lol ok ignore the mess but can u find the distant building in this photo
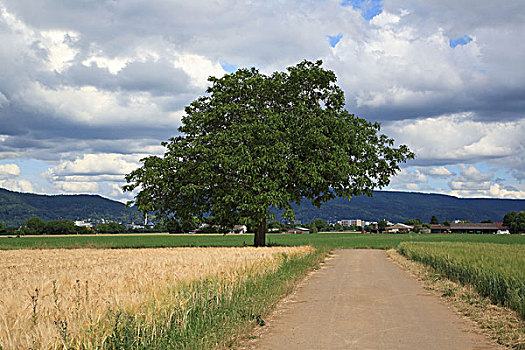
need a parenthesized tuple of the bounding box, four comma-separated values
(128, 222, 145, 229)
(230, 225, 248, 234)
(384, 223, 413, 233)
(337, 219, 363, 227)
(74, 220, 92, 228)
(431, 223, 508, 234)
(287, 227, 310, 234)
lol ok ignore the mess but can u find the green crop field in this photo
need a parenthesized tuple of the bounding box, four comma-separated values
(2, 232, 524, 347)
(1, 232, 524, 250)
(398, 241, 525, 317)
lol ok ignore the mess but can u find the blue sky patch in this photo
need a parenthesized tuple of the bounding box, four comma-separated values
(220, 59, 237, 73)
(0, 158, 51, 190)
(327, 33, 343, 48)
(341, 0, 383, 20)
(449, 35, 473, 48)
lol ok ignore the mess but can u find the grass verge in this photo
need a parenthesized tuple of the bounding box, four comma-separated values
(100, 247, 329, 349)
(388, 249, 525, 349)
(397, 242, 525, 318)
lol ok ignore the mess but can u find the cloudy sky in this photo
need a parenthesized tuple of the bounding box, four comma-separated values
(0, 0, 524, 202)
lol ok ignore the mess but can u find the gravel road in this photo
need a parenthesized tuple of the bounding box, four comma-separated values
(248, 249, 497, 350)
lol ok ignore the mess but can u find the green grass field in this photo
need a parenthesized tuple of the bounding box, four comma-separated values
(1, 232, 524, 250)
(398, 241, 525, 318)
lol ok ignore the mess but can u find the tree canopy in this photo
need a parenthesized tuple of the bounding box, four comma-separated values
(95, 222, 126, 234)
(124, 60, 414, 246)
(503, 211, 525, 233)
(404, 218, 422, 226)
(25, 217, 46, 235)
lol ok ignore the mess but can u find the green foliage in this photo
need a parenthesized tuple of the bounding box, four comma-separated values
(377, 220, 388, 231)
(442, 220, 451, 226)
(503, 211, 517, 227)
(25, 217, 46, 235)
(404, 218, 421, 226)
(18, 217, 93, 235)
(124, 60, 413, 246)
(311, 218, 329, 232)
(44, 220, 78, 235)
(96, 222, 127, 234)
(503, 211, 525, 233)
(166, 219, 182, 234)
(152, 223, 167, 232)
(398, 242, 525, 318)
(430, 216, 439, 224)
(267, 221, 288, 232)
(0, 221, 7, 234)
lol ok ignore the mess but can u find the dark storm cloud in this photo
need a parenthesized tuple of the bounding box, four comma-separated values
(64, 59, 194, 96)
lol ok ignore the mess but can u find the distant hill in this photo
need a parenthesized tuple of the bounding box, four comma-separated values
(0, 188, 142, 227)
(288, 191, 525, 224)
(1, 188, 524, 227)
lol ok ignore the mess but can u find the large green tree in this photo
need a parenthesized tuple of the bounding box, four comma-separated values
(25, 217, 46, 235)
(44, 220, 78, 235)
(124, 60, 414, 246)
(503, 211, 525, 233)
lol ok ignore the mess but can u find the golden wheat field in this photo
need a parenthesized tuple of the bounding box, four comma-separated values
(0, 246, 311, 349)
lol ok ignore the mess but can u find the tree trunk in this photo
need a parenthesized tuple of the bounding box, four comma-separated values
(254, 218, 266, 247)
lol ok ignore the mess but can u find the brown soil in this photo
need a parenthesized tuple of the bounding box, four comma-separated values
(242, 249, 500, 350)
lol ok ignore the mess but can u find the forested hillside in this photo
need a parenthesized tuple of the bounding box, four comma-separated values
(0, 188, 142, 227)
(1, 188, 524, 227)
(286, 191, 525, 223)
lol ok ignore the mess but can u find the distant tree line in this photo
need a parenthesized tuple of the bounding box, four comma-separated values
(23, 218, 92, 235)
(267, 219, 362, 233)
(0, 217, 167, 235)
(2, 211, 523, 235)
(503, 211, 525, 234)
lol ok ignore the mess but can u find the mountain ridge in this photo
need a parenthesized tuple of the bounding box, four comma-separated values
(1, 187, 524, 227)
(284, 190, 525, 223)
(0, 188, 142, 227)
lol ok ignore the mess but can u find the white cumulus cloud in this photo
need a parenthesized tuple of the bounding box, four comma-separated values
(48, 153, 142, 178)
(0, 163, 20, 177)
(0, 163, 34, 193)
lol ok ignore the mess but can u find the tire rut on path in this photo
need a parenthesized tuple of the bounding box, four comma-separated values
(246, 249, 498, 350)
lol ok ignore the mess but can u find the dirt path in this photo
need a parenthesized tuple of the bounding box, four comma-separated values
(246, 249, 498, 350)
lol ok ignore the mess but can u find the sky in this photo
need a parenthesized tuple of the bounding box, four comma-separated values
(0, 0, 524, 202)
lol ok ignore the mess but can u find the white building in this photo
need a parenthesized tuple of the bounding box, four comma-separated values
(230, 225, 248, 234)
(74, 220, 92, 228)
(336, 219, 363, 227)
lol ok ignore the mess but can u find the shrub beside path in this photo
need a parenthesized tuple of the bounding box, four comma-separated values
(246, 249, 498, 350)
